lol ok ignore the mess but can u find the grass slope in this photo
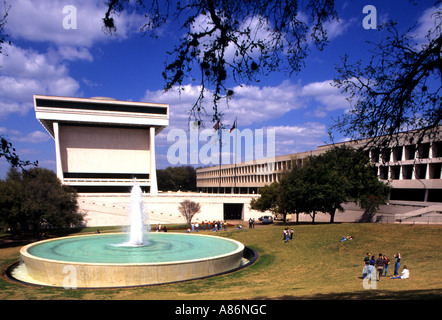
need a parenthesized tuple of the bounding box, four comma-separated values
(1, 223, 441, 300)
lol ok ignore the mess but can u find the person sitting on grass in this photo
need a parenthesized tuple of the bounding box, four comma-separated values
(391, 265, 409, 279)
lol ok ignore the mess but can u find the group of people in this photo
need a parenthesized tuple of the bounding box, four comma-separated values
(154, 224, 167, 232)
(283, 228, 294, 243)
(185, 220, 228, 233)
(362, 252, 408, 280)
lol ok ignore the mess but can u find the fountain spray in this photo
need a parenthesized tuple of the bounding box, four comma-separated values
(128, 183, 148, 245)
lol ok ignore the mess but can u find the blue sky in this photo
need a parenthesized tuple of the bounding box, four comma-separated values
(0, 0, 440, 177)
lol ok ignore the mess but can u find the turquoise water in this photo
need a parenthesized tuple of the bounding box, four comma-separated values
(26, 233, 240, 264)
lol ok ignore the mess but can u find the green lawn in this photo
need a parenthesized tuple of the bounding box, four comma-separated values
(1, 223, 441, 300)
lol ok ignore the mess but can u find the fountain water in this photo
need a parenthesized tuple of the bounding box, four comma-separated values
(127, 183, 148, 246)
(12, 183, 251, 288)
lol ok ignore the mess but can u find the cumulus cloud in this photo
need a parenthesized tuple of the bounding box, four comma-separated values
(56, 46, 94, 62)
(0, 0, 146, 118)
(413, 4, 442, 46)
(227, 81, 305, 125)
(143, 80, 337, 167)
(300, 79, 350, 117)
(266, 122, 328, 155)
(143, 80, 305, 130)
(0, 127, 50, 143)
(0, 45, 80, 117)
(321, 17, 353, 41)
(5, 0, 144, 48)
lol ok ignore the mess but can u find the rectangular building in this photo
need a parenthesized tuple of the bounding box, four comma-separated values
(196, 126, 442, 203)
(34, 95, 169, 193)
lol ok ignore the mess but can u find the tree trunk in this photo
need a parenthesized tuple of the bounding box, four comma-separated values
(329, 208, 336, 223)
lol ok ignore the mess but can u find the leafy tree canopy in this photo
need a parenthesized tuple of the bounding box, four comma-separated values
(0, 167, 84, 238)
(250, 181, 285, 219)
(157, 165, 197, 191)
(278, 146, 391, 223)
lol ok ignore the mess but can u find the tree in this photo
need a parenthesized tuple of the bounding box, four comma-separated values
(0, 167, 84, 238)
(103, 0, 338, 125)
(279, 161, 306, 224)
(281, 146, 391, 223)
(178, 199, 201, 226)
(0, 168, 23, 232)
(279, 158, 318, 223)
(312, 146, 391, 223)
(250, 182, 286, 221)
(332, 4, 441, 148)
(288, 155, 337, 223)
(1, 136, 38, 168)
(157, 165, 197, 191)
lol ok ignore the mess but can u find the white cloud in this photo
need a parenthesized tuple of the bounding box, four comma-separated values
(266, 123, 328, 155)
(142, 79, 346, 144)
(0, 45, 80, 117)
(301, 80, 347, 109)
(190, 14, 276, 64)
(322, 18, 353, 40)
(143, 80, 305, 131)
(300, 80, 350, 117)
(3, 0, 145, 70)
(0, 127, 50, 143)
(18, 131, 51, 143)
(56, 46, 94, 62)
(143, 81, 334, 167)
(413, 4, 442, 46)
(227, 81, 304, 125)
(5, 0, 144, 48)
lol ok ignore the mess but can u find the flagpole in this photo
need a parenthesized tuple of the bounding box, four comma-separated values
(219, 122, 222, 193)
(234, 117, 238, 193)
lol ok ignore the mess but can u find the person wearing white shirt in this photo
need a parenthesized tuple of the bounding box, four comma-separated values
(391, 265, 409, 279)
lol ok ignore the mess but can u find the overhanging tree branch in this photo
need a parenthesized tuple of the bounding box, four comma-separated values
(102, 0, 338, 126)
(332, 8, 441, 148)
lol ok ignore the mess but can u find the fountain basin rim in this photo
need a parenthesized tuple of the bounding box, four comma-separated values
(20, 232, 245, 266)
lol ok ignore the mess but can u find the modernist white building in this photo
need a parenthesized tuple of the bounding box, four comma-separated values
(197, 126, 442, 203)
(33, 95, 265, 226)
(34, 95, 169, 194)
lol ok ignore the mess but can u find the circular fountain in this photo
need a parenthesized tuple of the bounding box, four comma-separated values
(10, 184, 251, 288)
